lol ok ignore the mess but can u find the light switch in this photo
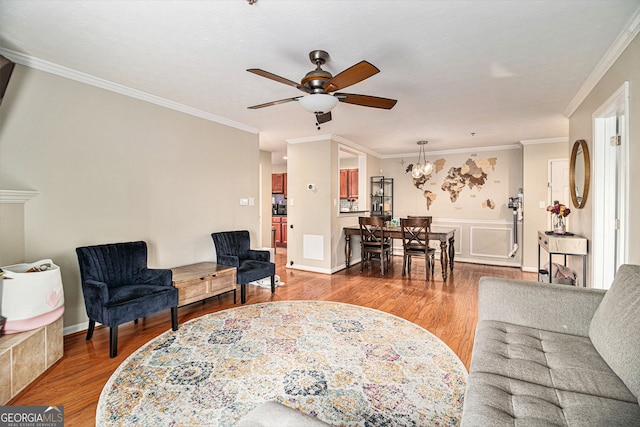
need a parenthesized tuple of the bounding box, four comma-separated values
(539, 201, 546, 209)
(240, 198, 249, 206)
(248, 198, 255, 206)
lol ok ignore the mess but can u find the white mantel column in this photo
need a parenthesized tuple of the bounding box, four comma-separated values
(0, 190, 38, 265)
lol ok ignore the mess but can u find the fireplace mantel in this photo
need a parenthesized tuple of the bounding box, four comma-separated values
(0, 190, 38, 204)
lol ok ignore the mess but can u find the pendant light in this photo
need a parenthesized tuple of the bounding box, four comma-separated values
(411, 140, 434, 179)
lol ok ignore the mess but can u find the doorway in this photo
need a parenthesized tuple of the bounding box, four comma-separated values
(548, 158, 570, 230)
(592, 82, 629, 289)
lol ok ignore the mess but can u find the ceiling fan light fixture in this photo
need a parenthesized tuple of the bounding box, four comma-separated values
(299, 93, 339, 114)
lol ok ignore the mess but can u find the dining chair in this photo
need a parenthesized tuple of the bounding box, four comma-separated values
(407, 215, 433, 229)
(359, 216, 392, 275)
(400, 217, 435, 279)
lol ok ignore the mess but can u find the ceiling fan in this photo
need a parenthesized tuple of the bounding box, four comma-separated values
(247, 50, 397, 126)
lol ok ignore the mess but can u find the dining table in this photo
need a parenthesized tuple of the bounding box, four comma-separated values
(343, 225, 456, 280)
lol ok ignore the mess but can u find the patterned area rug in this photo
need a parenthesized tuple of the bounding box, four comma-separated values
(97, 301, 467, 426)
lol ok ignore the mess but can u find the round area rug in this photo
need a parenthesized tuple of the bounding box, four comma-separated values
(97, 301, 467, 426)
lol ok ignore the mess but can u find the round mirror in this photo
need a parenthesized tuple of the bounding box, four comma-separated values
(570, 139, 590, 209)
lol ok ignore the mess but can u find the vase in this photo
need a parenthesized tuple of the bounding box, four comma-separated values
(553, 215, 566, 234)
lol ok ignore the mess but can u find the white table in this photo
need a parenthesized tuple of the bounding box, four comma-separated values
(537, 230, 588, 287)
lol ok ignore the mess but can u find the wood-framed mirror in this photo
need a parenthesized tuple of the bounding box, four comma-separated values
(569, 139, 590, 209)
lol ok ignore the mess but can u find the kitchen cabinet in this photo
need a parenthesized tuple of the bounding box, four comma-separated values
(272, 217, 281, 244)
(348, 169, 358, 198)
(272, 174, 284, 194)
(339, 168, 358, 199)
(272, 216, 287, 247)
(340, 170, 348, 199)
(272, 173, 288, 197)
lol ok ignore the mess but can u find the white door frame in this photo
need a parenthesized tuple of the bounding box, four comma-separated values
(592, 81, 629, 289)
(547, 158, 570, 230)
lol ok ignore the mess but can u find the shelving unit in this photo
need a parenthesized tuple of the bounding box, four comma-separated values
(370, 176, 393, 217)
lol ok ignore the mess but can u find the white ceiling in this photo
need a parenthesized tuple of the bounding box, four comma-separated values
(1, 1, 639, 164)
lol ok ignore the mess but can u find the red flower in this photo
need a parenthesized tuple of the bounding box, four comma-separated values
(546, 202, 571, 217)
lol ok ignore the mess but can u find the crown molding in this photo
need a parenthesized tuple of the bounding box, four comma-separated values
(382, 143, 522, 159)
(0, 190, 39, 204)
(287, 134, 383, 158)
(564, 7, 640, 117)
(286, 134, 333, 144)
(0, 48, 260, 135)
(519, 137, 568, 146)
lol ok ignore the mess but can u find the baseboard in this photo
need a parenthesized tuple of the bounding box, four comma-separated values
(286, 264, 333, 274)
(450, 256, 521, 268)
(64, 322, 89, 336)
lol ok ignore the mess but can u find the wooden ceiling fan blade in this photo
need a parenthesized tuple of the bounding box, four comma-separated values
(323, 61, 379, 93)
(335, 93, 397, 109)
(247, 69, 311, 93)
(247, 97, 301, 109)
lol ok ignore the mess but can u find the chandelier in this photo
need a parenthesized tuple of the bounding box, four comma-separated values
(411, 140, 434, 179)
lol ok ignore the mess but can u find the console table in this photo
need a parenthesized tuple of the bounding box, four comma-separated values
(171, 262, 237, 306)
(537, 230, 588, 287)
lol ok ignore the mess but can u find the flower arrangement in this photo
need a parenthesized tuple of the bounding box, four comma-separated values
(547, 201, 571, 217)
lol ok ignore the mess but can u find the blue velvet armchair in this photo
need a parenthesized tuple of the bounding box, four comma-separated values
(75, 241, 179, 357)
(211, 230, 276, 304)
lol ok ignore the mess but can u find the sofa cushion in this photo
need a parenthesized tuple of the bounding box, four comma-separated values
(463, 372, 640, 426)
(472, 321, 636, 402)
(462, 320, 640, 426)
(590, 264, 640, 402)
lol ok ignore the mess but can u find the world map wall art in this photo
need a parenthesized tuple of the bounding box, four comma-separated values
(406, 157, 498, 210)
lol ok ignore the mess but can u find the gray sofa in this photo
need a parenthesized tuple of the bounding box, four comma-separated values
(462, 264, 640, 426)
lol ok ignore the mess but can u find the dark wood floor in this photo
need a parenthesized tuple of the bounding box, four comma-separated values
(9, 250, 536, 426)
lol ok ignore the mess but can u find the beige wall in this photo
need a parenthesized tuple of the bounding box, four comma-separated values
(569, 34, 640, 269)
(286, 137, 333, 272)
(259, 150, 272, 248)
(271, 164, 287, 174)
(0, 66, 261, 330)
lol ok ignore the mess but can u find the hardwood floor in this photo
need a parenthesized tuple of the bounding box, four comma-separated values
(9, 250, 536, 425)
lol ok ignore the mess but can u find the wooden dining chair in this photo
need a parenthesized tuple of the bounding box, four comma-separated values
(407, 215, 433, 229)
(400, 217, 435, 279)
(359, 216, 392, 275)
